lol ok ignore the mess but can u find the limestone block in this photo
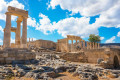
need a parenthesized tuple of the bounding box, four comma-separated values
(0, 58, 5, 64)
(2, 53, 8, 57)
(5, 57, 15, 64)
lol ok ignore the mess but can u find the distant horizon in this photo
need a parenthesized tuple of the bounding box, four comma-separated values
(0, 0, 120, 45)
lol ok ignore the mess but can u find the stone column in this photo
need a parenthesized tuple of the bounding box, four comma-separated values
(21, 17, 27, 48)
(87, 42, 89, 49)
(15, 20, 22, 48)
(29, 38, 30, 42)
(95, 43, 98, 49)
(89, 42, 91, 49)
(71, 40, 73, 52)
(98, 43, 100, 49)
(3, 12, 11, 48)
(83, 41, 85, 48)
(32, 38, 33, 41)
(93, 42, 95, 49)
(66, 39, 69, 52)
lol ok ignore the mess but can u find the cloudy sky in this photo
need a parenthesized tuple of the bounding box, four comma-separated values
(0, 0, 120, 45)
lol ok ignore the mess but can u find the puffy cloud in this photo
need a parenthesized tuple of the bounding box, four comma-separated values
(35, 13, 98, 37)
(49, 0, 120, 29)
(36, 13, 57, 35)
(48, 0, 118, 16)
(55, 17, 98, 37)
(100, 37, 104, 40)
(0, 39, 3, 43)
(11, 38, 15, 43)
(0, 26, 3, 33)
(27, 17, 37, 27)
(105, 36, 116, 43)
(0, 0, 24, 21)
(117, 31, 120, 37)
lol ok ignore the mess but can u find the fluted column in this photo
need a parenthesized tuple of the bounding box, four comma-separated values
(98, 43, 100, 49)
(83, 41, 85, 48)
(15, 20, 21, 48)
(93, 42, 95, 49)
(21, 17, 27, 48)
(29, 38, 30, 42)
(87, 42, 89, 49)
(3, 12, 11, 48)
(90, 42, 92, 49)
(66, 39, 69, 52)
(71, 40, 73, 52)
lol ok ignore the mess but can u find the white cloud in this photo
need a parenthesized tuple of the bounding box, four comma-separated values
(35, 13, 98, 37)
(11, 38, 15, 43)
(0, 39, 3, 43)
(48, 0, 118, 16)
(100, 37, 104, 40)
(49, 0, 120, 29)
(0, 26, 3, 33)
(117, 31, 120, 37)
(27, 17, 37, 27)
(36, 13, 57, 35)
(105, 36, 116, 43)
(0, 0, 24, 21)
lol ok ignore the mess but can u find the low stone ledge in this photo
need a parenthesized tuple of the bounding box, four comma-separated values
(0, 49, 36, 64)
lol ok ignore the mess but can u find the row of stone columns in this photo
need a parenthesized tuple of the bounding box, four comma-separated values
(56, 38, 100, 52)
(3, 12, 28, 48)
(87, 42, 100, 49)
(29, 38, 34, 42)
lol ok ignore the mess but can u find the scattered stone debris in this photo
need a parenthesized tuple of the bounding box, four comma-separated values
(0, 52, 120, 80)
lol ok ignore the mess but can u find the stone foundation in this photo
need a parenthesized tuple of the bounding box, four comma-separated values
(0, 48, 36, 64)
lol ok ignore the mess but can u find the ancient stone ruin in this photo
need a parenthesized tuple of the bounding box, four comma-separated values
(3, 6, 28, 48)
(0, 6, 120, 80)
(0, 6, 35, 64)
(56, 35, 100, 52)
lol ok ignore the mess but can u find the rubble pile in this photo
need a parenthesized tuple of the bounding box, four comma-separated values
(0, 53, 120, 80)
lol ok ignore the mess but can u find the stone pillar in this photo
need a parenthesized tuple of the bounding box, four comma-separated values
(89, 42, 92, 49)
(15, 20, 22, 48)
(3, 12, 11, 48)
(71, 40, 73, 52)
(81, 41, 83, 48)
(32, 38, 33, 41)
(95, 43, 97, 49)
(29, 38, 30, 42)
(21, 17, 27, 48)
(98, 43, 100, 49)
(66, 39, 69, 52)
(93, 42, 95, 49)
(83, 41, 85, 48)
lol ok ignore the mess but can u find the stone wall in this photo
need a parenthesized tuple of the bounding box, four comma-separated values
(28, 39, 56, 49)
(84, 49, 106, 63)
(60, 52, 88, 62)
(0, 48, 36, 64)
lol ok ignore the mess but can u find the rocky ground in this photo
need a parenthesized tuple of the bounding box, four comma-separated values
(0, 52, 120, 80)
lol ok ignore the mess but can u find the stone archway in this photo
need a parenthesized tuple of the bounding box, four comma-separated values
(113, 55, 119, 69)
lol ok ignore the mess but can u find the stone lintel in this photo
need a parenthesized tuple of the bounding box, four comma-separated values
(7, 6, 28, 18)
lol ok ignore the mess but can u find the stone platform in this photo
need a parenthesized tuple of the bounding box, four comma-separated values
(0, 48, 36, 64)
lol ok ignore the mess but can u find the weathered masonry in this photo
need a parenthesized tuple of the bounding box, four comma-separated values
(56, 35, 100, 52)
(3, 6, 28, 48)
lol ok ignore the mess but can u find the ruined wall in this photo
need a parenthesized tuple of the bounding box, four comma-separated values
(84, 49, 107, 63)
(0, 49, 36, 64)
(28, 39, 56, 49)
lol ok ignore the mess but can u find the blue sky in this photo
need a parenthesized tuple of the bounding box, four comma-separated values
(0, 0, 120, 45)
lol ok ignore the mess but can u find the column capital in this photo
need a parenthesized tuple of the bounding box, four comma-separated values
(22, 16, 28, 19)
(5, 12, 12, 15)
(16, 20, 22, 23)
